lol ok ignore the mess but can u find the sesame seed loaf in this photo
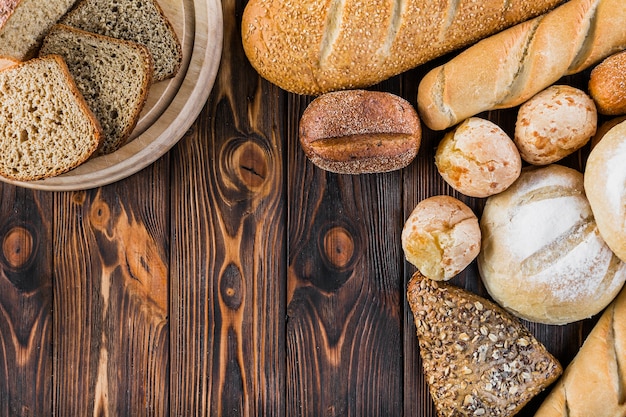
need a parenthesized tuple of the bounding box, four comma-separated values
(407, 272, 562, 416)
(0, 55, 103, 181)
(40, 24, 154, 154)
(60, 0, 182, 82)
(241, 0, 566, 95)
(0, 0, 78, 60)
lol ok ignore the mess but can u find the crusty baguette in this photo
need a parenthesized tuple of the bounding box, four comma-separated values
(534, 284, 626, 417)
(241, 0, 565, 95)
(417, 0, 626, 131)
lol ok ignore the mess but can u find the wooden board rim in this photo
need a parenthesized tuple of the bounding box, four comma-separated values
(2, 0, 223, 191)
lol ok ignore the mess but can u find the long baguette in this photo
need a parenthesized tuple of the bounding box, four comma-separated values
(417, 0, 626, 131)
(241, 0, 565, 95)
(534, 285, 626, 417)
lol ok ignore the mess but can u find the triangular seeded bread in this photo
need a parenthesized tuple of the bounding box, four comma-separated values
(407, 272, 562, 417)
(60, 0, 182, 82)
(0, 55, 103, 181)
(40, 24, 154, 154)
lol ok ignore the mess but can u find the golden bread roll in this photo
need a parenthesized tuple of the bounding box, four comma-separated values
(514, 85, 597, 165)
(402, 195, 480, 281)
(435, 117, 521, 197)
(589, 50, 626, 115)
(478, 164, 626, 325)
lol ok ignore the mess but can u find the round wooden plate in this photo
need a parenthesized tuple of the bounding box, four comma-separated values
(3, 0, 223, 191)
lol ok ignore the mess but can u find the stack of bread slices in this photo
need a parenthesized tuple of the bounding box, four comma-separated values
(0, 0, 182, 181)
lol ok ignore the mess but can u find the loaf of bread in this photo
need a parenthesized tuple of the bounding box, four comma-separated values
(418, 0, 626, 131)
(589, 50, 626, 115)
(584, 119, 626, 263)
(241, 0, 565, 95)
(40, 24, 154, 154)
(0, 57, 18, 70)
(299, 90, 421, 174)
(61, 0, 182, 81)
(0, 55, 103, 181)
(478, 164, 626, 325)
(0, 0, 77, 60)
(534, 284, 626, 417)
(407, 271, 562, 417)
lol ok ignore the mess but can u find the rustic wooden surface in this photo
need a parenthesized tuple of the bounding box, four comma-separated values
(0, 0, 606, 416)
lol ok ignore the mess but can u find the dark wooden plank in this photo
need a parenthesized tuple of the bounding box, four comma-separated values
(286, 85, 405, 415)
(0, 186, 52, 417)
(168, 0, 287, 414)
(52, 159, 170, 416)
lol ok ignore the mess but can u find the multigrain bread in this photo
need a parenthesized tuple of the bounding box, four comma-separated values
(40, 24, 154, 154)
(61, 0, 181, 81)
(0, 0, 77, 60)
(407, 272, 562, 417)
(478, 165, 626, 325)
(402, 196, 480, 281)
(534, 285, 626, 417)
(418, 0, 626, 130)
(241, 0, 565, 95)
(0, 55, 103, 181)
(584, 119, 626, 263)
(298, 90, 421, 174)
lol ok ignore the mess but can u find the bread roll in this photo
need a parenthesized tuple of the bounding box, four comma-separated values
(514, 85, 597, 165)
(402, 195, 480, 281)
(418, 0, 626, 131)
(299, 90, 421, 174)
(241, 0, 564, 95)
(478, 164, 626, 325)
(534, 284, 626, 417)
(435, 117, 521, 197)
(589, 50, 626, 115)
(591, 115, 626, 149)
(584, 119, 626, 263)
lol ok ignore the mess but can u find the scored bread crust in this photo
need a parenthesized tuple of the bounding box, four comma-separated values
(241, 0, 565, 95)
(407, 272, 562, 417)
(417, 0, 626, 130)
(0, 55, 103, 181)
(40, 24, 154, 154)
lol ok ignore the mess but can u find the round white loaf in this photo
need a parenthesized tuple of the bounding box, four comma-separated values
(585, 120, 626, 263)
(478, 164, 626, 325)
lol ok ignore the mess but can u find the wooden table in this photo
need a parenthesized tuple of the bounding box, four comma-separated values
(0, 1, 601, 415)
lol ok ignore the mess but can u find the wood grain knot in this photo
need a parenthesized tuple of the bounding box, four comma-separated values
(89, 198, 111, 231)
(220, 137, 273, 196)
(2, 226, 33, 269)
(220, 263, 244, 310)
(323, 226, 354, 270)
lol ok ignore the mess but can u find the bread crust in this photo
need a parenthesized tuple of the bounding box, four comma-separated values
(0, 0, 21, 29)
(418, 0, 626, 130)
(589, 50, 626, 115)
(241, 0, 565, 95)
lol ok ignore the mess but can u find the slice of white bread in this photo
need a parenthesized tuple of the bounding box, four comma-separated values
(0, 55, 103, 181)
(0, 0, 78, 60)
(61, 0, 182, 82)
(40, 24, 154, 154)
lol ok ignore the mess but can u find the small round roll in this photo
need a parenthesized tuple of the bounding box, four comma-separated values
(589, 50, 626, 115)
(435, 117, 521, 197)
(585, 119, 626, 263)
(478, 164, 626, 325)
(402, 195, 480, 281)
(514, 85, 597, 165)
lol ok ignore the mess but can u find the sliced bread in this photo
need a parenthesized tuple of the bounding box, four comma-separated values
(40, 24, 154, 154)
(61, 0, 182, 82)
(0, 55, 103, 181)
(0, 0, 78, 60)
